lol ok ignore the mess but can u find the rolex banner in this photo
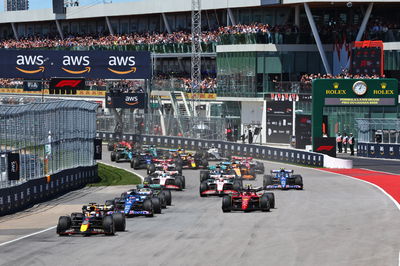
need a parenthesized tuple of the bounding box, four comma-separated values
(7, 153, 20, 181)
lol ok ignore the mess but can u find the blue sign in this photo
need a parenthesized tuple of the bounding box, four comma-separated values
(0, 50, 151, 79)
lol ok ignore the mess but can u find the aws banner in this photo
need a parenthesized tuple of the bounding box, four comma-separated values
(106, 92, 147, 109)
(0, 50, 151, 79)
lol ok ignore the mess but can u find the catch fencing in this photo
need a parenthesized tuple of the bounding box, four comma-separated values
(0, 100, 98, 189)
(97, 112, 228, 140)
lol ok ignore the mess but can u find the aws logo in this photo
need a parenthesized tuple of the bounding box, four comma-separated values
(125, 96, 139, 106)
(62, 56, 91, 74)
(10, 160, 19, 173)
(108, 56, 137, 75)
(15, 55, 46, 74)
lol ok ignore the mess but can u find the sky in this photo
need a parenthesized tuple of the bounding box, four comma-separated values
(0, 0, 140, 12)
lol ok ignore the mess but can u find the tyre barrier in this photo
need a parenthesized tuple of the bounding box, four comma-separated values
(97, 132, 324, 167)
(357, 142, 400, 159)
(0, 165, 98, 217)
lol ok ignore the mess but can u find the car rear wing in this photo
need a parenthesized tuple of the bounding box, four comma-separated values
(271, 170, 293, 174)
(231, 156, 253, 161)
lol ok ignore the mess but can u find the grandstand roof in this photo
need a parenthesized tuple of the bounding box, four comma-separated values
(0, 0, 262, 23)
(0, 0, 398, 24)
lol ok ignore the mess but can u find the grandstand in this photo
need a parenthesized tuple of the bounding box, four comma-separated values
(0, 0, 400, 143)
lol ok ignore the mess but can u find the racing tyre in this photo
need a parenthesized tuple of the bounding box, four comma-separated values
(147, 164, 156, 174)
(112, 213, 126, 232)
(110, 152, 116, 162)
(176, 164, 183, 174)
(132, 158, 140, 169)
(201, 159, 209, 168)
(293, 175, 303, 190)
(233, 180, 242, 191)
(222, 196, 232, 212)
(200, 171, 209, 182)
(103, 216, 115, 236)
(152, 198, 162, 214)
(143, 199, 154, 217)
(249, 169, 256, 180)
(265, 192, 275, 209)
(163, 190, 172, 205)
(144, 177, 152, 184)
(158, 193, 167, 208)
(260, 194, 271, 212)
(263, 175, 273, 188)
(105, 200, 114, 206)
(176, 158, 183, 166)
(181, 176, 186, 189)
(107, 143, 114, 151)
(200, 181, 208, 197)
(57, 216, 71, 235)
(175, 177, 183, 191)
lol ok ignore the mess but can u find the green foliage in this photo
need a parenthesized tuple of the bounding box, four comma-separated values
(88, 163, 142, 186)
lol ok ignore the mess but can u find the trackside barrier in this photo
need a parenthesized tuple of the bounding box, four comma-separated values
(97, 132, 324, 167)
(0, 165, 98, 216)
(358, 142, 400, 159)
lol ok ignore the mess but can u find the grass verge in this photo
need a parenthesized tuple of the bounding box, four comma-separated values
(88, 163, 142, 187)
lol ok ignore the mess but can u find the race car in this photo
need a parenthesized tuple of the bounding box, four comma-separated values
(222, 185, 275, 212)
(147, 159, 182, 175)
(229, 161, 257, 180)
(199, 165, 235, 182)
(130, 152, 154, 169)
(107, 141, 134, 152)
(263, 169, 303, 190)
(144, 172, 185, 190)
(200, 176, 242, 197)
(198, 146, 226, 161)
(231, 156, 265, 174)
(175, 152, 208, 169)
(56, 203, 125, 236)
(108, 188, 161, 217)
(110, 146, 134, 162)
(136, 183, 172, 206)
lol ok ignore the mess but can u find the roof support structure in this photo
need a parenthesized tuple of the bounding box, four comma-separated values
(304, 3, 331, 74)
(105, 16, 114, 35)
(55, 20, 64, 40)
(227, 8, 236, 26)
(11, 22, 18, 41)
(162, 13, 172, 34)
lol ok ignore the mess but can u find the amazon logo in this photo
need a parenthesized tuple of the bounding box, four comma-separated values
(108, 56, 137, 75)
(125, 96, 139, 106)
(62, 56, 91, 74)
(16, 55, 46, 74)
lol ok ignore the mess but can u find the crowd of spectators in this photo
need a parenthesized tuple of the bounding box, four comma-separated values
(0, 23, 301, 49)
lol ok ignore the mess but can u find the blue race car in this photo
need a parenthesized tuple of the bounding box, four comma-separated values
(263, 169, 303, 190)
(107, 188, 162, 217)
(130, 152, 154, 169)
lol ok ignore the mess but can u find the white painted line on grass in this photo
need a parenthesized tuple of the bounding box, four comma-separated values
(0, 226, 56, 247)
(100, 162, 145, 181)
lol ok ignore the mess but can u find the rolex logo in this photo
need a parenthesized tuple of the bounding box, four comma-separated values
(333, 82, 339, 89)
(380, 82, 387, 89)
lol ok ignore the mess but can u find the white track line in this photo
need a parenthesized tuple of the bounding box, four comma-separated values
(0, 162, 144, 248)
(0, 226, 56, 247)
(100, 162, 145, 181)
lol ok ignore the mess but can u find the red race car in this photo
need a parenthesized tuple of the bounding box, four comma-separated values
(222, 185, 275, 212)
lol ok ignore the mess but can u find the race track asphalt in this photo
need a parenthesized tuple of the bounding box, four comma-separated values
(0, 146, 399, 266)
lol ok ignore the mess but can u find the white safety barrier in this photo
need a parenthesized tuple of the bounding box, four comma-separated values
(323, 154, 353, 169)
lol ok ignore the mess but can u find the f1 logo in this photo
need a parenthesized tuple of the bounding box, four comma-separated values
(55, 80, 82, 88)
(316, 146, 334, 151)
